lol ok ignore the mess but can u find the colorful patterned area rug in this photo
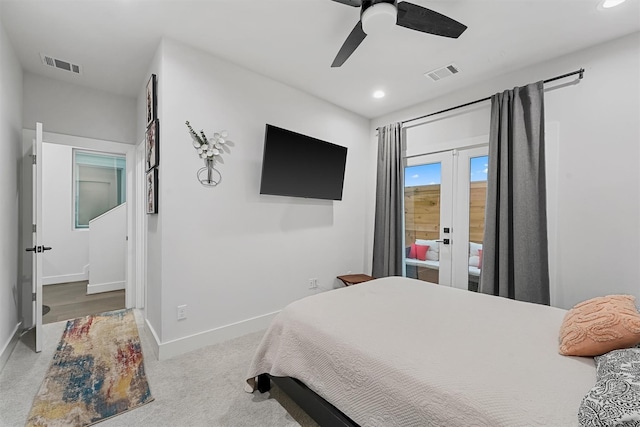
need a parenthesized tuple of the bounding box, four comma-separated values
(26, 309, 154, 426)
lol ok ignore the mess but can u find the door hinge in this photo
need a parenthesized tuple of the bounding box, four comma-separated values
(32, 292, 36, 302)
(32, 155, 37, 165)
(32, 224, 37, 233)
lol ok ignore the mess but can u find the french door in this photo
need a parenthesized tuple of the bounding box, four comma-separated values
(403, 147, 488, 290)
(404, 152, 453, 285)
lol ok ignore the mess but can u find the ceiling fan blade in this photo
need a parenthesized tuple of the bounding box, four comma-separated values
(396, 1, 467, 38)
(331, 21, 367, 68)
(330, 0, 362, 6)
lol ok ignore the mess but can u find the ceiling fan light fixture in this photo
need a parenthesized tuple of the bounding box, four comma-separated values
(598, 0, 626, 9)
(361, 2, 397, 35)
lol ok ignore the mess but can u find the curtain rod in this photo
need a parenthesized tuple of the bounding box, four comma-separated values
(387, 68, 585, 129)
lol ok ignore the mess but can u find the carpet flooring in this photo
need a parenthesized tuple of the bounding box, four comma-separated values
(0, 311, 319, 427)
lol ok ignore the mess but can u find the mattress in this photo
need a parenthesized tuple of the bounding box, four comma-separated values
(246, 277, 596, 427)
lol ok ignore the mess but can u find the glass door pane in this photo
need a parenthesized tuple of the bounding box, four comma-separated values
(468, 155, 488, 292)
(404, 152, 453, 285)
(450, 148, 489, 291)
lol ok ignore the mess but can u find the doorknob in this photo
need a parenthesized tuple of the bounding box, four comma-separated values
(435, 239, 450, 245)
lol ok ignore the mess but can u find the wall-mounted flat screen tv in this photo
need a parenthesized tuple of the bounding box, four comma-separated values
(259, 124, 348, 201)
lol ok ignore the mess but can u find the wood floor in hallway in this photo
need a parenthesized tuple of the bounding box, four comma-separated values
(42, 281, 125, 324)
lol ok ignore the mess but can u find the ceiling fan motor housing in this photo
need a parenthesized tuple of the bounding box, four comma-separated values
(361, 0, 398, 35)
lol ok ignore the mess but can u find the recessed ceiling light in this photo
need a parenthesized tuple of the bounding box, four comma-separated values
(373, 90, 385, 99)
(598, 0, 626, 9)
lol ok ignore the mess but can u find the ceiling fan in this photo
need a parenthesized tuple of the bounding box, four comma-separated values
(330, 0, 467, 67)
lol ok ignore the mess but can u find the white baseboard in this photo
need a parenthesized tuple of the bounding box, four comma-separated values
(43, 271, 89, 285)
(87, 280, 125, 295)
(143, 318, 160, 361)
(146, 311, 279, 361)
(0, 323, 22, 373)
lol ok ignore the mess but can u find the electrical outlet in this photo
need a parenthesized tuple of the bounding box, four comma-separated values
(308, 278, 318, 289)
(177, 305, 187, 320)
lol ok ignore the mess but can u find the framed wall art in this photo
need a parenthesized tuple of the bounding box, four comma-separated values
(146, 168, 158, 215)
(146, 74, 157, 128)
(145, 119, 159, 171)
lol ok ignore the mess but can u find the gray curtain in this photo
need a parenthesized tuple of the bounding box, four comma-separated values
(479, 82, 550, 305)
(372, 123, 404, 278)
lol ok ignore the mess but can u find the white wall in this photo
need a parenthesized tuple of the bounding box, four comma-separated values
(41, 142, 124, 285)
(0, 18, 23, 370)
(370, 32, 640, 309)
(88, 203, 126, 294)
(138, 39, 371, 358)
(23, 72, 137, 144)
(41, 143, 89, 284)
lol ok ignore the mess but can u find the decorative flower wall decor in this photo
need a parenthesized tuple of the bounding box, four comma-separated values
(185, 121, 231, 187)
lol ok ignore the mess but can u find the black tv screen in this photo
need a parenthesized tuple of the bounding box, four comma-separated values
(259, 124, 347, 201)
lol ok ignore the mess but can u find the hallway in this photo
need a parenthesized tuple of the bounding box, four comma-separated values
(42, 281, 125, 324)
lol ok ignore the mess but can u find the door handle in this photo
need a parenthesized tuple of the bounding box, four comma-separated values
(435, 239, 450, 245)
(25, 246, 53, 253)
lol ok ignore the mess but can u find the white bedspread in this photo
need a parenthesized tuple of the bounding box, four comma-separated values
(246, 277, 596, 427)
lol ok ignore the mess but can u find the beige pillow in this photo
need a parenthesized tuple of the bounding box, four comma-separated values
(559, 295, 640, 357)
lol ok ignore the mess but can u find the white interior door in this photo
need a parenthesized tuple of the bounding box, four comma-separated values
(28, 123, 45, 352)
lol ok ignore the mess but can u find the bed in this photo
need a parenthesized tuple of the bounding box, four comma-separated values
(246, 277, 596, 426)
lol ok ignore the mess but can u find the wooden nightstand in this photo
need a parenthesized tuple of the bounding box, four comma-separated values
(336, 274, 375, 286)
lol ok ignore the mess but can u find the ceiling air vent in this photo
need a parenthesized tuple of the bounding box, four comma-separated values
(40, 53, 82, 75)
(424, 63, 459, 82)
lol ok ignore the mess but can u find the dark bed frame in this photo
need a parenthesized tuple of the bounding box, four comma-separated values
(257, 373, 360, 427)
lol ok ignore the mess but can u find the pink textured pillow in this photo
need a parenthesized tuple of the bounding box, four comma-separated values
(478, 249, 483, 269)
(559, 295, 640, 357)
(408, 244, 416, 259)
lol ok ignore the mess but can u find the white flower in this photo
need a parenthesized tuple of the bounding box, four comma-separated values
(187, 122, 231, 163)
